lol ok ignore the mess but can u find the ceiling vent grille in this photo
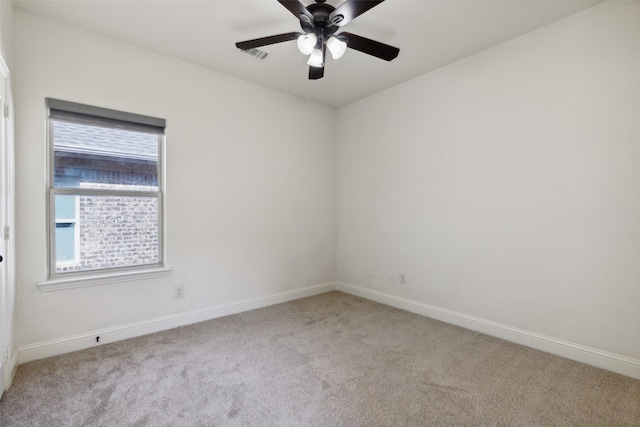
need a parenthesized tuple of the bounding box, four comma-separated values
(238, 48, 269, 61)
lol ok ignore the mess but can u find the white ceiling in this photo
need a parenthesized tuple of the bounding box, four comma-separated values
(14, 0, 600, 107)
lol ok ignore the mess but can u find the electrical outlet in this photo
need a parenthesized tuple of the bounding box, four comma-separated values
(400, 273, 406, 284)
(174, 285, 184, 298)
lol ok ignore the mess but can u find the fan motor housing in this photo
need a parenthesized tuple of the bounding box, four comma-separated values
(301, 3, 340, 35)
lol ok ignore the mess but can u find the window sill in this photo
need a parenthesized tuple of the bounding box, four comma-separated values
(37, 267, 172, 292)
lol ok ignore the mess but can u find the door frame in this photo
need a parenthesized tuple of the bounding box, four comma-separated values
(0, 52, 15, 396)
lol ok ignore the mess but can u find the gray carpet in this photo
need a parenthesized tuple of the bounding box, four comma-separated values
(1, 291, 638, 426)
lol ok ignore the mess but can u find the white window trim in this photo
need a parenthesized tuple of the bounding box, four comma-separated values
(37, 266, 172, 292)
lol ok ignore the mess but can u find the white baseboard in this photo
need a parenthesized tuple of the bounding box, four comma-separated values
(337, 282, 640, 380)
(2, 349, 19, 393)
(19, 282, 337, 364)
(18, 281, 640, 380)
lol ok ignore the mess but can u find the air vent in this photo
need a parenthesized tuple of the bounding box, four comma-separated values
(238, 48, 269, 61)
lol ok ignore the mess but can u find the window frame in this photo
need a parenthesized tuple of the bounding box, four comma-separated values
(45, 98, 167, 280)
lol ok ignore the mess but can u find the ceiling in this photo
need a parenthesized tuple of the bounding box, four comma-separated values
(14, 0, 600, 108)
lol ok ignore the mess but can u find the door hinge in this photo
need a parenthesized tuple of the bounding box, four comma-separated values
(4, 225, 9, 240)
(4, 348, 8, 363)
(3, 104, 8, 119)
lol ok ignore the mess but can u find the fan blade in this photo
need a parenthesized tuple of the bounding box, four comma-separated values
(309, 65, 324, 80)
(340, 32, 399, 61)
(278, 0, 314, 24)
(236, 32, 302, 50)
(329, 0, 385, 27)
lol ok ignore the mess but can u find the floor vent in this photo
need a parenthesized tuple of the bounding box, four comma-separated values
(238, 48, 269, 61)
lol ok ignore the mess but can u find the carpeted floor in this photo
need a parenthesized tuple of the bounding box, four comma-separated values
(1, 291, 638, 426)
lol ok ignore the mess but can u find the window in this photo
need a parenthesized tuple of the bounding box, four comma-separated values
(47, 98, 166, 277)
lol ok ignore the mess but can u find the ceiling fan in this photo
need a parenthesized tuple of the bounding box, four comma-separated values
(235, 0, 400, 80)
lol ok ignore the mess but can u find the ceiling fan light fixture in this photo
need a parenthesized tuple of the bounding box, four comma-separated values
(297, 33, 317, 55)
(307, 48, 324, 67)
(327, 36, 347, 60)
(235, 0, 400, 80)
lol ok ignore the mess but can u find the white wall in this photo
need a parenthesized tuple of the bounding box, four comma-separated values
(337, 1, 640, 362)
(14, 11, 335, 348)
(0, 0, 12, 66)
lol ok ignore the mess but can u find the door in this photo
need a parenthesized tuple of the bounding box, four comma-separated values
(0, 63, 6, 397)
(0, 54, 11, 397)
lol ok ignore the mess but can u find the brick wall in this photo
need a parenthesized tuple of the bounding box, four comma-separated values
(77, 189, 159, 272)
